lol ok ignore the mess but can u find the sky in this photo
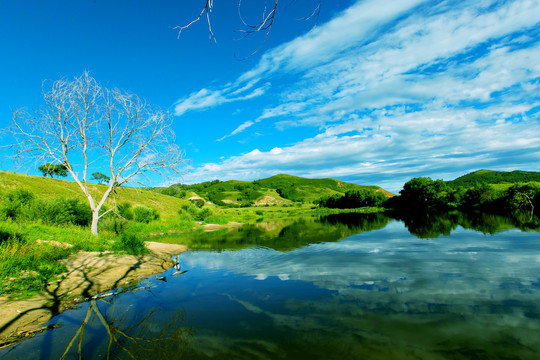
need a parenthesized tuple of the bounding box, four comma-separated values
(1, 0, 539, 193)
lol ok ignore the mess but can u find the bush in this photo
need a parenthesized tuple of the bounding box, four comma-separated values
(99, 216, 129, 235)
(132, 205, 160, 223)
(183, 204, 213, 221)
(189, 198, 205, 208)
(35, 198, 92, 226)
(0, 225, 24, 247)
(117, 202, 134, 220)
(0, 189, 36, 220)
(113, 232, 148, 255)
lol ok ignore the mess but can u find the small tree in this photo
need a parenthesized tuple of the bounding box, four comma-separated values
(38, 163, 68, 178)
(92, 172, 111, 185)
(38, 163, 55, 177)
(7, 72, 186, 235)
(53, 164, 68, 178)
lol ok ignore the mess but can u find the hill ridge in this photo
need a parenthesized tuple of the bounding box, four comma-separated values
(447, 169, 540, 188)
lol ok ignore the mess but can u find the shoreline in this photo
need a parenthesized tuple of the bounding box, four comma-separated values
(0, 241, 188, 344)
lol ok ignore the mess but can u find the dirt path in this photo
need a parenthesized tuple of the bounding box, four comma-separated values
(0, 241, 187, 342)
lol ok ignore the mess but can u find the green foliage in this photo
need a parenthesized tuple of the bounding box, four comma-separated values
(38, 163, 67, 178)
(117, 201, 134, 220)
(156, 174, 388, 207)
(399, 177, 449, 211)
(91, 171, 110, 184)
(317, 189, 387, 209)
(132, 205, 160, 223)
(99, 216, 129, 235)
(0, 189, 35, 220)
(113, 232, 148, 255)
(0, 235, 70, 296)
(181, 204, 213, 221)
(204, 215, 228, 224)
(462, 183, 499, 209)
(0, 223, 24, 246)
(1, 189, 91, 226)
(35, 198, 92, 226)
(505, 183, 539, 211)
(189, 198, 206, 208)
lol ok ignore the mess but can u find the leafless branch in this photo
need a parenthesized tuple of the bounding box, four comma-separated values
(170, 0, 216, 42)
(172, 0, 321, 57)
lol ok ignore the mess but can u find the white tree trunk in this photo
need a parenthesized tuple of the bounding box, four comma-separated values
(91, 209, 100, 236)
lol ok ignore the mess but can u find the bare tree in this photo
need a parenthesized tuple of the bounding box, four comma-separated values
(7, 72, 186, 235)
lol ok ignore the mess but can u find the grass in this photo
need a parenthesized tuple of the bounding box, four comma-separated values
(0, 170, 387, 298)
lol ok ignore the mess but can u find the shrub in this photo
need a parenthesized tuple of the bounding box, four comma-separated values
(117, 202, 134, 220)
(99, 216, 129, 235)
(189, 198, 205, 208)
(0, 189, 36, 220)
(132, 205, 160, 223)
(35, 198, 92, 226)
(0, 226, 24, 247)
(113, 232, 148, 255)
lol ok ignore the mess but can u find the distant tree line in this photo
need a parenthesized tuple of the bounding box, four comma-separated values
(317, 189, 388, 209)
(388, 177, 539, 216)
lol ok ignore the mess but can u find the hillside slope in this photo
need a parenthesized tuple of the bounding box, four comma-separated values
(447, 170, 540, 188)
(158, 173, 393, 205)
(0, 171, 186, 217)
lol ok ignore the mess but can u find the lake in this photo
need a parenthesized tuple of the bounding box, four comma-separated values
(1, 212, 539, 359)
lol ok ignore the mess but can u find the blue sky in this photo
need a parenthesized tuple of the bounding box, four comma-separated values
(1, 0, 539, 193)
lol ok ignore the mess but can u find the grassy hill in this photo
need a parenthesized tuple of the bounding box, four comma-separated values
(0, 171, 187, 218)
(447, 170, 540, 189)
(157, 174, 392, 206)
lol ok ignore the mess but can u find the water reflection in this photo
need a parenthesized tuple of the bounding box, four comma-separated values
(1, 287, 192, 359)
(176, 222, 540, 359)
(390, 210, 540, 238)
(2, 212, 540, 359)
(161, 212, 391, 251)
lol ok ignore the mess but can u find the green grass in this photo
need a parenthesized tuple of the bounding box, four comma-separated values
(0, 170, 190, 219)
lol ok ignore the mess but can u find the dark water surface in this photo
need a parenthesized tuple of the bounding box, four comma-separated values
(2, 213, 540, 359)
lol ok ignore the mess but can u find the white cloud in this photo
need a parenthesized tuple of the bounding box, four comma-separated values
(174, 82, 270, 116)
(179, 0, 540, 189)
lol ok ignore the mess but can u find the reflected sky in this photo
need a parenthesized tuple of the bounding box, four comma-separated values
(2, 218, 540, 359)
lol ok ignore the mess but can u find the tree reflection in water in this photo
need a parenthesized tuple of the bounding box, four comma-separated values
(57, 291, 192, 360)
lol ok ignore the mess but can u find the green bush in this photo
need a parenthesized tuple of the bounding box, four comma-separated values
(113, 232, 148, 255)
(0, 189, 36, 220)
(183, 204, 213, 221)
(197, 207, 213, 221)
(189, 198, 205, 208)
(35, 198, 92, 226)
(0, 224, 24, 247)
(117, 202, 134, 220)
(99, 216, 129, 235)
(132, 205, 160, 223)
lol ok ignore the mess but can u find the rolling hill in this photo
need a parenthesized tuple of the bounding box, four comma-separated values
(158, 174, 394, 206)
(447, 170, 540, 188)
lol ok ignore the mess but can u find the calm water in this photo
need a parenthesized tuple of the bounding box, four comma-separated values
(2, 212, 540, 359)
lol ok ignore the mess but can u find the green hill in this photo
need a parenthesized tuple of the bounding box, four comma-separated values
(447, 170, 540, 188)
(158, 173, 393, 206)
(0, 170, 187, 218)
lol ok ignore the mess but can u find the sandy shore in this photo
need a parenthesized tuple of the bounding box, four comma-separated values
(0, 241, 187, 342)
